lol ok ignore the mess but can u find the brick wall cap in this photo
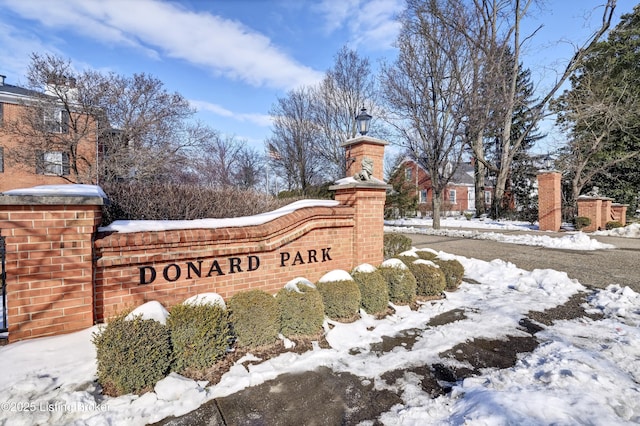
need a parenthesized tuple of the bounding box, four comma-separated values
(340, 135, 389, 148)
(577, 196, 615, 201)
(0, 194, 105, 206)
(329, 182, 391, 191)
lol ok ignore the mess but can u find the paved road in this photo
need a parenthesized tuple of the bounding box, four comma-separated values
(405, 229, 640, 292)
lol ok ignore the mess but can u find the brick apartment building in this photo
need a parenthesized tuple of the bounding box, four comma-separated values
(396, 158, 493, 215)
(0, 75, 98, 193)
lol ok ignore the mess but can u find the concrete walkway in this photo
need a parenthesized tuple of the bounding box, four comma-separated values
(406, 228, 640, 292)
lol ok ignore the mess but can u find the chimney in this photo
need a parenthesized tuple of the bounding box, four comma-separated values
(0, 75, 5, 86)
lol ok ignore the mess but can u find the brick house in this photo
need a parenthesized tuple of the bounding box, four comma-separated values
(397, 158, 493, 216)
(0, 75, 98, 192)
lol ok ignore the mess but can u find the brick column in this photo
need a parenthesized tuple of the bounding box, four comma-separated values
(577, 197, 602, 232)
(537, 171, 562, 231)
(0, 194, 103, 342)
(611, 204, 628, 226)
(333, 183, 388, 268)
(341, 136, 388, 180)
(333, 136, 389, 269)
(600, 199, 613, 229)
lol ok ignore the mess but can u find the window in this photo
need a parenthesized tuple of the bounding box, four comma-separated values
(449, 189, 457, 204)
(420, 189, 427, 203)
(0, 146, 3, 173)
(405, 167, 412, 181)
(0, 103, 3, 126)
(43, 109, 69, 133)
(36, 151, 70, 176)
(485, 190, 492, 204)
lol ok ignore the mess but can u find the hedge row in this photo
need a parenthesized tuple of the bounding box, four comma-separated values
(93, 244, 465, 396)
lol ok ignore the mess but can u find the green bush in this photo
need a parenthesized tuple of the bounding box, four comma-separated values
(228, 290, 280, 348)
(405, 259, 446, 297)
(167, 303, 231, 373)
(277, 279, 325, 337)
(379, 259, 417, 305)
(316, 271, 361, 320)
(351, 264, 390, 315)
(93, 313, 172, 396)
(434, 259, 465, 291)
(575, 216, 591, 230)
(605, 221, 623, 230)
(415, 249, 438, 261)
(383, 233, 413, 259)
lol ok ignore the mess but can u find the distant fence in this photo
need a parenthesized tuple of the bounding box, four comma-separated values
(0, 136, 388, 342)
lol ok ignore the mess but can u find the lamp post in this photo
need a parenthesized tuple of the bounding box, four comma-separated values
(355, 106, 372, 136)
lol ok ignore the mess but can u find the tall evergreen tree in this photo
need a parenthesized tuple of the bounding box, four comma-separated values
(553, 4, 640, 213)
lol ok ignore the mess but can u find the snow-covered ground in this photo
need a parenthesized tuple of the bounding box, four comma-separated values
(1, 222, 639, 425)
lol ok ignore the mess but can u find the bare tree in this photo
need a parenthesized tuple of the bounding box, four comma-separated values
(99, 72, 196, 183)
(267, 87, 327, 195)
(380, 0, 468, 229)
(232, 146, 265, 189)
(1, 53, 105, 183)
(475, 0, 616, 216)
(313, 46, 378, 179)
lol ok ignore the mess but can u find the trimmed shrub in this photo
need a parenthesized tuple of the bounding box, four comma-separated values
(575, 216, 591, 230)
(415, 249, 438, 261)
(93, 314, 172, 396)
(316, 271, 361, 320)
(379, 259, 417, 304)
(434, 258, 465, 291)
(383, 233, 412, 259)
(277, 279, 325, 337)
(167, 303, 231, 373)
(606, 221, 623, 230)
(405, 259, 446, 297)
(228, 290, 280, 348)
(351, 265, 389, 315)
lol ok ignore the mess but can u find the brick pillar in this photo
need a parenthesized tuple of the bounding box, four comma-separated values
(577, 198, 602, 232)
(611, 204, 628, 226)
(333, 184, 388, 268)
(600, 199, 613, 229)
(0, 193, 104, 342)
(537, 171, 562, 231)
(333, 136, 389, 269)
(341, 136, 388, 181)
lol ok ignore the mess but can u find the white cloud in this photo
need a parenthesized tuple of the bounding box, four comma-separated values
(0, 0, 322, 90)
(315, 0, 403, 50)
(190, 100, 272, 127)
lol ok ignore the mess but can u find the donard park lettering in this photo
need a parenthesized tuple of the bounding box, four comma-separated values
(139, 247, 333, 285)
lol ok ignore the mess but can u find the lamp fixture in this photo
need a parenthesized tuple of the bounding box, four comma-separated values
(355, 106, 372, 136)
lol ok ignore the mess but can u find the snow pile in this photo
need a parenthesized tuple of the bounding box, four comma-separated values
(386, 226, 616, 250)
(99, 199, 339, 233)
(2, 184, 107, 198)
(594, 223, 640, 238)
(183, 293, 226, 308)
(283, 277, 316, 293)
(125, 301, 169, 324)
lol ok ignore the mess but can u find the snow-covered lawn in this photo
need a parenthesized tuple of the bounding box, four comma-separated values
(2, 233, 640, 424)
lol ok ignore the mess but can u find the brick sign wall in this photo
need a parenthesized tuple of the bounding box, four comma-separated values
(0, 137, 388, 342)
(93, 205, 356, 322)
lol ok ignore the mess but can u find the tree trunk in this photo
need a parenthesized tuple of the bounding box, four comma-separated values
(432, 190, 442, 230)
(474, 159, 486, 215)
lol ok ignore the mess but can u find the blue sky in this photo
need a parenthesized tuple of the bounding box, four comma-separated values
(0, 0, 633, 153)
